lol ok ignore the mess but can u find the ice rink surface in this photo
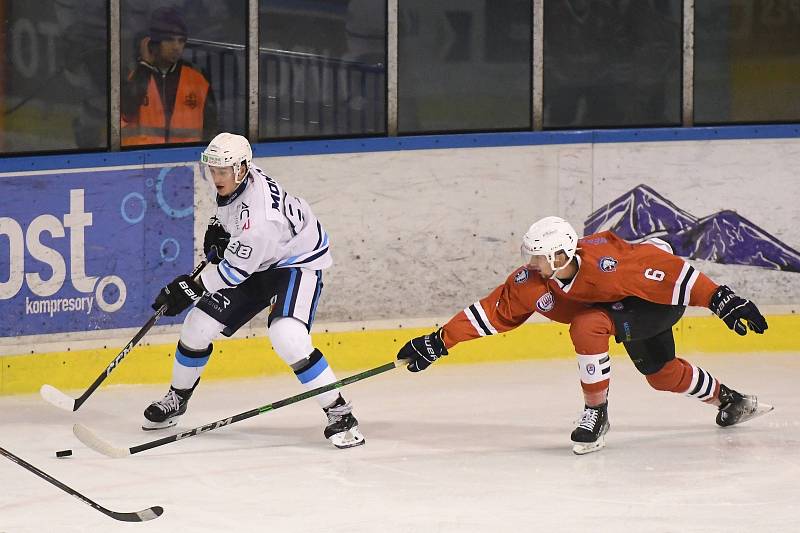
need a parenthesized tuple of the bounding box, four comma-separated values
(0, 353, 797, 533)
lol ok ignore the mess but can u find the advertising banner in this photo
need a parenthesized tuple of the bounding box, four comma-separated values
(0, 165, 194, 336)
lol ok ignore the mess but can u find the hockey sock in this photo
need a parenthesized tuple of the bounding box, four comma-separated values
(171, 342, 212, 390)
(646, 358, 721, 405)
(292, 349, 340, 408)
(577, 352, 611, 406)
(570, 309, 614, 406)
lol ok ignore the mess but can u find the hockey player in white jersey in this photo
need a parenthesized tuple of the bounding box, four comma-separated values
(145, 132, 364, 449)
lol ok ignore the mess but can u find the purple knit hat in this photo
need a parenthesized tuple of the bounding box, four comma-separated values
(149, 7, 187, 42)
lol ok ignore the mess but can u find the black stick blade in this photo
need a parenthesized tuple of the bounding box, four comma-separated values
(107, 505, 164, 522)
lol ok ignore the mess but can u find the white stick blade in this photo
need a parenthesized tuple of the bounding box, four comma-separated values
(72, 424, 130, 459)
(135, 506, 164, 521)
(40, 384, 77, 411)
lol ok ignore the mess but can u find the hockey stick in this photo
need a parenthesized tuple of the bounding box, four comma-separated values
(40, 258, 209, 411)
(74, 360, 402, 458)
(0, 446, 163, 522)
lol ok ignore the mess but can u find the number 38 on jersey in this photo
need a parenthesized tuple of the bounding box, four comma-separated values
(227, 241, 252, 259)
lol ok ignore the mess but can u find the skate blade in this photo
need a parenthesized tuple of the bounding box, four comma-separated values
(329, 427, 365, 449)
(740, 401, 775, 425)
(141, 418, 178, 431)
(572, 436, 606, 455)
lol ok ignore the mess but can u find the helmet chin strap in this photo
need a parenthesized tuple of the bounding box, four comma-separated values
(546, 253, 573, 279)
(233, 162, 247, 184)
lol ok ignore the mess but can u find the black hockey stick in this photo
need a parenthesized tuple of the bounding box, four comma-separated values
(40, 258, 209, 411)
(74, 360, 402, 458)
(0, 446, 163, 522)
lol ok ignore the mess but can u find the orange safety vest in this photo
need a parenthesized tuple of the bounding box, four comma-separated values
(121, 65, 209, 146)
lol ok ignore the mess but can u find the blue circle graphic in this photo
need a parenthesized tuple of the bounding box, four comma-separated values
(156, 167, 193, 219)
(145, 177, 154, 188)
(160, 238, 180, 261)
(120, 192, 146, 224)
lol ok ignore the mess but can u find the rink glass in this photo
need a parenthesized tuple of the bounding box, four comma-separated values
(397, 0, 532, 134)
(694, 0, 800, 124)
(0, 0, 109, 153)
(119, 0, 248, 141)
(258, 0, 387, 139)
(543, 0, 682, 129)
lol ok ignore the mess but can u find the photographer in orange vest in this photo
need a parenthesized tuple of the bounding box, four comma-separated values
(121, 7, 218, 146)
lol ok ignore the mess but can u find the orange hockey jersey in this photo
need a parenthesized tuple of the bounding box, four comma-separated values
(440, 267, 590, 349)
(441, 231, 718, 350)
(547, 231, 718, 307)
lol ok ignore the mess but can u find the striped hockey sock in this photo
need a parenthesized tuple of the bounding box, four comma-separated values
(646, 358, 721, 406)
(684, 363, 721, 406)
(293, 349, 340, 408)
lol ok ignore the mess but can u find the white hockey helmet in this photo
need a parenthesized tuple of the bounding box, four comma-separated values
(200, 132, 253, 184)
(521, 216, 579, 274)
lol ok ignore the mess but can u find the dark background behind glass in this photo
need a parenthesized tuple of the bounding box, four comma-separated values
(259, 0, 387, 139)
(544, 0, 682, 129)
(120, 0, 247, 139)
(1, 0, 108, 153)
(398, 0, 531, 134)
(695, 0, 800, 124)
(2, 0, 799, 157)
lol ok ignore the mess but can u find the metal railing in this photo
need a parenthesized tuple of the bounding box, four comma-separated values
(186, 38, 386, 139)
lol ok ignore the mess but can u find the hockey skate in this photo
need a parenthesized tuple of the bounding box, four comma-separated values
(323, 395, 365, 449)
(571, 403, 610, 455)
(142, 382, 197, 431)
(716, 385, 774, 428)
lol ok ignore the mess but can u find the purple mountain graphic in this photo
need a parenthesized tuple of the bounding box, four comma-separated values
(585, 184, 697, 237)
(585, 184, 800, 273)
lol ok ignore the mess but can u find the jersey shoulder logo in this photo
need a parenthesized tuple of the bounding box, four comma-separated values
(598, 256, 617, 272)
(536, 292, 555, 313)
(581, 236, 608, 246)
(514, 268, 529, 284)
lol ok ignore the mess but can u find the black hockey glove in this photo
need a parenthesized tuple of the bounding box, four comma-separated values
(709, 285, 768, 336)
(152, 275, 204, 317)
(203, 216, 230, 264)
(397, 328, 448, 372)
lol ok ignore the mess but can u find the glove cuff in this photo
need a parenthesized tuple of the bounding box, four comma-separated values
(433, 328, 448, 356)
(182, 275, 206, 301)
(709, 285, 734, 317)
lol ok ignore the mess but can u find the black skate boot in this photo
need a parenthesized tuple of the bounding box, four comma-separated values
(142, 379, 199, 431)
(571, 403, 610, 455)
(323, 395, 365, 449)
(716, 384, 774, 427)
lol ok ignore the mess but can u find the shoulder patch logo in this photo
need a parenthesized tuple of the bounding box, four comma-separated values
(598, 256, 617, 272)
(581, 236, 608, 246)
(536, 292, 555, 313)
(514, 268, 529, 284)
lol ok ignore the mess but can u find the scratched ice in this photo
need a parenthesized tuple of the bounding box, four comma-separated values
(1, 353, 797, 533)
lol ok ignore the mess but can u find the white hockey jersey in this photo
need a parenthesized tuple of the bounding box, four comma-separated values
(200, 165, 332, 294)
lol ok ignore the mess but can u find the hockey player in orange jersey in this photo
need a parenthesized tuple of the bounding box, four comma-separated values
(397, 216, 772, 454)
